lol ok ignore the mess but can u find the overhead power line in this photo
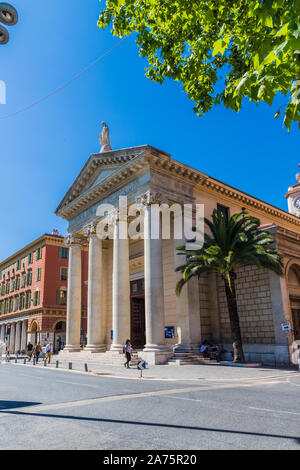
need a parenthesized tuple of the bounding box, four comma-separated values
(0, 36, 129, 120)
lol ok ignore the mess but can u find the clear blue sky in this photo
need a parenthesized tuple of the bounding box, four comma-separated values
(0, 0, 299, 261)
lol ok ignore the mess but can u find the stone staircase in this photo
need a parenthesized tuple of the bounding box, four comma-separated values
(165, 352, 218, 366)
(57, 348, 140, 366)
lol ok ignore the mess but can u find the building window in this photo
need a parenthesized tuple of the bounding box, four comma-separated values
(33, 290, 40, 307)
(36, 268, 41, 282)
(28, 252, 33, 265)
(26, 270, 32, 286)
(16, 259, 21, 271)
(25, 291, 31, 309)
(21, 273, 26, 289)
(8, 297, 13, 313)
(57, 289, 67, 305)
(14, 295, 19, 312)
(60, 267, 68, 281)
(217, 204, 230, 222)
(19, 293, 25, 310)
(15, 275, 20, 290)
(36, 247, 42, 260)
(59, 247, 68, 259)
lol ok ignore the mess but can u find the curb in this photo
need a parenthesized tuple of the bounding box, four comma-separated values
(219, 362, 262, 368)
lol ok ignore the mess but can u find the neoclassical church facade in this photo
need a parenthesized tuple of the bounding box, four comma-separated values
(55, 125, 300, 365)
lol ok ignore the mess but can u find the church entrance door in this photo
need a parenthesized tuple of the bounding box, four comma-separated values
(130, 279, 145, 349)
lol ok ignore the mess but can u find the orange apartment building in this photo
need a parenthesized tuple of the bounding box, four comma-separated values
(0, 232, 88, 354)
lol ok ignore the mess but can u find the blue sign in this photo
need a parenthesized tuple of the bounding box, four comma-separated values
(137, 360, 146, 370)
(110, 330, 113, 340)
(165, 326, 175, 339)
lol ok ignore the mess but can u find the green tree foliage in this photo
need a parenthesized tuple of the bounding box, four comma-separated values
(98, 0, 300, 130)
(175, 210, 283, 362)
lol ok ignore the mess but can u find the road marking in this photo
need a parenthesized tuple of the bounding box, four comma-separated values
(249, 407, 300, 417)
(56, 380, 99, 388)
(286, 378, 300, 388)
(164, 396, 202, 402)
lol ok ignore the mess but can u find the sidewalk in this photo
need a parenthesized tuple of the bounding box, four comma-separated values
(3, 355, 298, 382)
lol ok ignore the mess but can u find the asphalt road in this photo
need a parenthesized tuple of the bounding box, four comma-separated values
(0, 363, 299, 450)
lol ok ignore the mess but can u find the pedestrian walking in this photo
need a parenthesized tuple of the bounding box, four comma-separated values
(27, 341, 33, 361)
(45, 342, 53, 364)
(123, 339, 132, 369)
(35, 342, 42, 363)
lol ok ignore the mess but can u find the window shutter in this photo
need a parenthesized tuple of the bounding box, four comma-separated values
(56, 290, 60, 305)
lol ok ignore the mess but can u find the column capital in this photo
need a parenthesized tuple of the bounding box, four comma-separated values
(136, 191, 160, 207)
(136, 190, 168, 208)
(64, 233, 84, 246)
(107, 208, 120, 225)
(83, 222, 97, 238)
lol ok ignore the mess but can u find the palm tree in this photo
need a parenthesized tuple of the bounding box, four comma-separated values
(176, 210, 283, 363)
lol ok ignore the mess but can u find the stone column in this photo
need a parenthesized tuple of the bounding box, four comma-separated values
(84, 223, 106, 352)
(138, 192, 168, 360)
(0, 325, 5, 342)
(110, 210, 130, 352)
(174, 230, 201, 352)
(21, 320, 27, 352)
(10, 323, 16, 354)
(15, 321, 22, 354)
(64, 234, 82, 352)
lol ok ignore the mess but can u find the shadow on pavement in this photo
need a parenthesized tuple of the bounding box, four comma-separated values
(0, 401, 41, 410)
(1, 409, 300, 445)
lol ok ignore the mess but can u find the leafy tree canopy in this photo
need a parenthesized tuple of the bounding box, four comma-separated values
(98, 0, 300, 130)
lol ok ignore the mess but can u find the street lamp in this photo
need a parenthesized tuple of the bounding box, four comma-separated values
(0, 3, 18, 45)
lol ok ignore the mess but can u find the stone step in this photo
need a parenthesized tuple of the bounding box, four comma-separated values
(166, 353, 217, 366)
(56, 349, 140, 366)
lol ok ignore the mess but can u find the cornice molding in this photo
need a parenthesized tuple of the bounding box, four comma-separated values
(198, 178, 300, 227)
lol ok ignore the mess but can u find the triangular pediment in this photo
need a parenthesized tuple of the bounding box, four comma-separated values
(55, 145, 173, 220)
(82, 165, 124, 193)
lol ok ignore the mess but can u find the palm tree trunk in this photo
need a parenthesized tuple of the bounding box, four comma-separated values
(224, 273, 245, 363)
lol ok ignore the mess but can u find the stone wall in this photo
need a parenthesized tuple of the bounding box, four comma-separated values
(162, 239, 178, 345)
(198, 274, 211, 340)
(217, 266, 275, 344)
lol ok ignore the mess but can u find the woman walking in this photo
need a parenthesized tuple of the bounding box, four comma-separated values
(124, 339, 132, 369)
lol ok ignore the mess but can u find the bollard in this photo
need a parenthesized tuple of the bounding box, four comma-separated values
(23, 358, 26, 365)
(84, 363, 88, 372)
(15, 357, 17, 363)
(44, 359, 47, 367)
(33, 357, 36, 365)
(56, 360, 59, 368)
(68, 362, 72, 370)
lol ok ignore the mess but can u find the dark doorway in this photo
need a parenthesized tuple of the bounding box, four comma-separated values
(292, 309, 300, 340)
(130, 279, 145, 349)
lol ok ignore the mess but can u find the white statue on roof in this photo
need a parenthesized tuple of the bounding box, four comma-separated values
(99, 121, 112, 153)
